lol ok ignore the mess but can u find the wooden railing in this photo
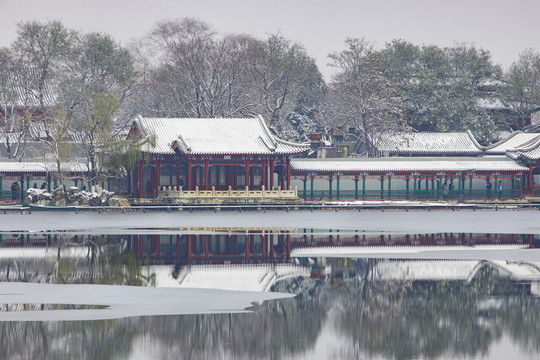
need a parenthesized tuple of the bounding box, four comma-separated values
(159, 185, 298, 198)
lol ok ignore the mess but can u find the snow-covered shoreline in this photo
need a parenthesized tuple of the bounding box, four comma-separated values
(1, 208, 539, 234)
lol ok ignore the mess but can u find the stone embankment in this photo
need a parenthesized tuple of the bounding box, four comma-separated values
(25, 187, 130, 207)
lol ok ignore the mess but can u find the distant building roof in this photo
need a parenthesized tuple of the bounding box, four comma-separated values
(1, 67, 56, 108)
(0, 123, 85, 144)
(0, 161, 87, 173)
(374, 131, 483, 156)
(291, 156, 528, 173)
(485, 132, 540, 155)
(130, 115, 309, 156)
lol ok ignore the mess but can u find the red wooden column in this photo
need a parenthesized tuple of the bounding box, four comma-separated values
(250, 166, 255, 190)
(187, 158, 193, 190)
(244, 158, 250, 189)
(204, 158, 209, 190)
(269, 159, 275, 189)
(156, 158, 161, 196)
(139, 159, 144, 198)
(269, 232, 275, 260)
(233, 165, 237, 189)
(529, 164, 534, 195)
(176, 159, 180, 187)
(133, 163, 138, 197)
(286, 232, 291, 260)
(286, 157, 291, 190)
(261, 159, 267, 189)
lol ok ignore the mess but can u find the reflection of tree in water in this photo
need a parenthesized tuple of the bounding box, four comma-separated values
(0, 281, 325, 360)
(0, 320, 134, 360)
(0, 235, 145, 286)
(122, 277, 327, 360)
(334, 260, 539, 360)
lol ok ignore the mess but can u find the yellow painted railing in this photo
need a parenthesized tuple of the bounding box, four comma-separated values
(159, 185, 298, 198)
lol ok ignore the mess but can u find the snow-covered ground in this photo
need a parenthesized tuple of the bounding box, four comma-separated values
(0, 209, 539, 234)
(0, 282, 293, 322)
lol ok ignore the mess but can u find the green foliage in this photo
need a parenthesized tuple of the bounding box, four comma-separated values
(380, 40, 501, 143)
(499, 49, 540, 129)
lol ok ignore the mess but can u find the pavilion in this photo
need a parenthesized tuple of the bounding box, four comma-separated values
(127, 115, 309, 199)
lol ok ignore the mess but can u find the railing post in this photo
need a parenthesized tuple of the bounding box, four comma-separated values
(295, 186, 298, 197)
(196, 186, 199, 196)
(212, 186, 215, 196)
(262, 185, 266, 197)
(246, 185, 249, 196)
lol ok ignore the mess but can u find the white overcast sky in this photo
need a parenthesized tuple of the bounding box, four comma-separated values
(0, 0, 539, 79)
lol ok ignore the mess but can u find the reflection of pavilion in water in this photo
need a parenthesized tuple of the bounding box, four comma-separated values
(129, 230, 532, 266)
(0, 229, 535, 266)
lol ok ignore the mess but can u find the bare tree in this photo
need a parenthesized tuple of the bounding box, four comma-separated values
(246, 33, 324, 128)
(327, 38, 405, 157)
(136, 18, 257, 118)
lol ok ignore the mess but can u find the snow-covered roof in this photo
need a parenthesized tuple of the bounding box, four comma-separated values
(485, 132, 540, 155)
(0, 123, 86, 144)
(374, 131, 483, 155)
(291, 156, 528, 174)
(507, 137, 540, 161)
(490, 260, 540, 280)
(0, 161, 87, 173)
(153, 264, 309, 292)
(1, 67, 56, 108)
(131, 115, 309, 156)
(477, 97, 508, 110)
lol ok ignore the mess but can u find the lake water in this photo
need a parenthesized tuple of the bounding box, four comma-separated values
(1, 209, 540, 360)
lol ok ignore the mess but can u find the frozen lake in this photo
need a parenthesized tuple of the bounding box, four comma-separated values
(2, 209, 540, 359)
(1, 208, 540, 234)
